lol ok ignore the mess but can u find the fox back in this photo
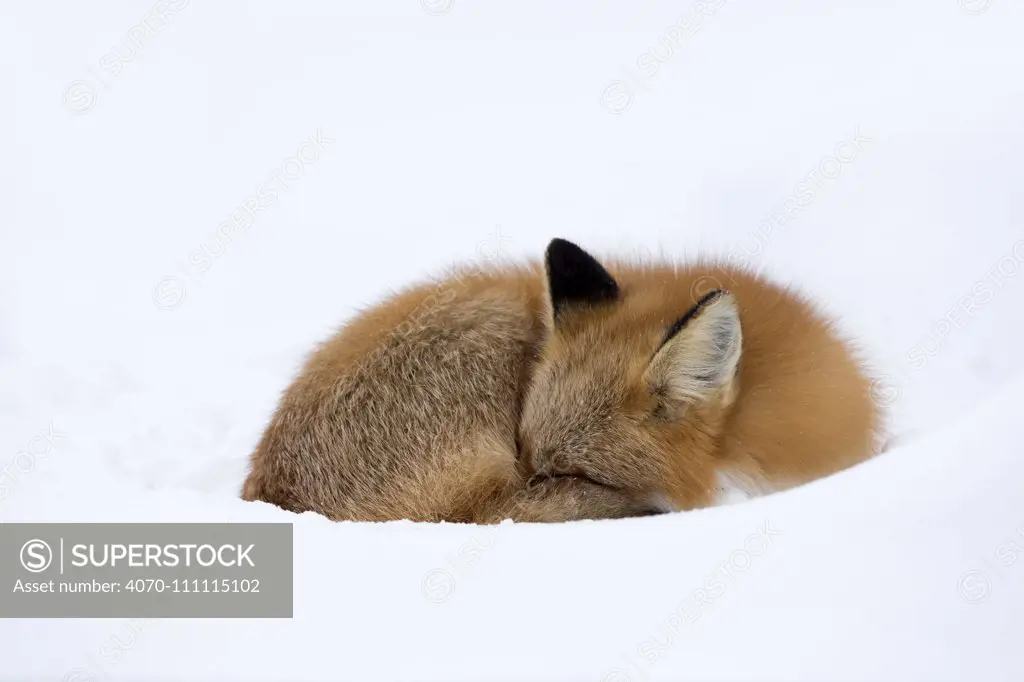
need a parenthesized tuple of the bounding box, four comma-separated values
(242, 239, 881, 521)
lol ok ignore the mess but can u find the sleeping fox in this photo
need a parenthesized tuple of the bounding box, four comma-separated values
(241, 238, 881, 522)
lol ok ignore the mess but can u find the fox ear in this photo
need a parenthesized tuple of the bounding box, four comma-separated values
(544, 238, 619, 321)
(646, 290, 742, 407)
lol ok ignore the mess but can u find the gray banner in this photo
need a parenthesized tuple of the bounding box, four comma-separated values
(1, 523, 292, 618)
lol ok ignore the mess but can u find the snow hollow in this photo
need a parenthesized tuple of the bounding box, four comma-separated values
(2, 0, 1023, 680)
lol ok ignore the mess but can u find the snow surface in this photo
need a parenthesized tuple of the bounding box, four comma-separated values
(2, 0, 1024, 680)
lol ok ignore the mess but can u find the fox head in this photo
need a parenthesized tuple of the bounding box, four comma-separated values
(517, 238, 742, 511)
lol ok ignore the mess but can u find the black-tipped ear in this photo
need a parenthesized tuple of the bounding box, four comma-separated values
(545, 238, 619, 319)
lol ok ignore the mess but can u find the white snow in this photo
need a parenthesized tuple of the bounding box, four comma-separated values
(3, 0, 1024, 680)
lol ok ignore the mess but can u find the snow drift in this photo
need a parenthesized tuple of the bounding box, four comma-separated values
(3, 0, 1024, 680)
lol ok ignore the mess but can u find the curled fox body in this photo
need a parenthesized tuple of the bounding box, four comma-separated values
(242, 239, 880, 522)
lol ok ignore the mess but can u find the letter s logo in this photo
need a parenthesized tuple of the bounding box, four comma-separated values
(20, 539, 53, 573)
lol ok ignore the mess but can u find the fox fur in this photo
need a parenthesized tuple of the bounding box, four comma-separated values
(241, 239, 880, 522)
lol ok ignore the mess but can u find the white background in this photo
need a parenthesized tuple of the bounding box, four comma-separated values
(2, 1, 1023, 680)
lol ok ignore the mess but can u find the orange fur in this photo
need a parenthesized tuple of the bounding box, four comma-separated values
(242, 241, 880, 522)
(518, 259, 880, 511)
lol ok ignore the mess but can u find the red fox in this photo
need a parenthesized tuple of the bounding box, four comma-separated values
(241, 239, 880, 522)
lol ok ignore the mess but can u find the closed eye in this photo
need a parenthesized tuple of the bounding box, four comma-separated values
(547, 470, 622, 492)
